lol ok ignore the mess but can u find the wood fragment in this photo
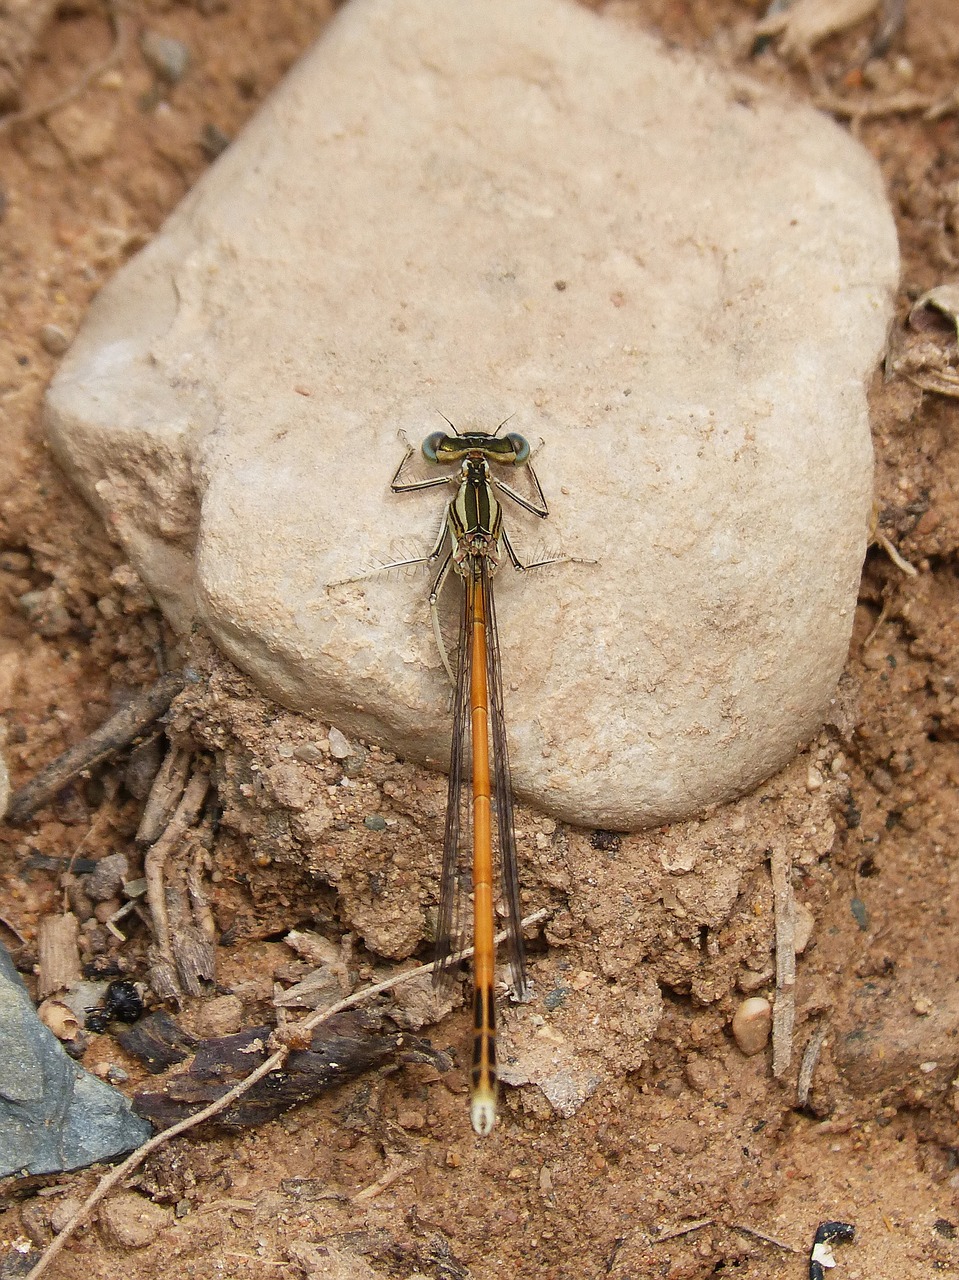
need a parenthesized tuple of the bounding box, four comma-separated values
(651, 1218, 714, 1243)
(352, 1157, 419, 1203)
(116, 1011, 199, 1074)
(186, 820, 218, 943)
(143, 770, 210, 998)
(136, 743, 193, 846)
(729, 1222, 802, 1254)
(36, 912, 81, 999)
(5, 672, 185, 824)
(796, 1023, 829, 1108)
(168, 887, 216, 996)
(770, 846, 796, 1078)
(132, 1010, 442, 1131)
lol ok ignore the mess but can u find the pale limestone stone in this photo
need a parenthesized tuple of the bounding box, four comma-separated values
(45, 0, 899, 828)
(731, 996, 773, 1056)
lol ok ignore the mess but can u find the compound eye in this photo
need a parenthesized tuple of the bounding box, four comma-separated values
(422, 431, 449, 462)
(504, 432, 530, 464)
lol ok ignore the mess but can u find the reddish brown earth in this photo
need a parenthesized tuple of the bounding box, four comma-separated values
(2, 3, 959, 1278)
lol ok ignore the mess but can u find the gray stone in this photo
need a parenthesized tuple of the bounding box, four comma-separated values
(0, 945, 153, 1177)
(45, 0, 899, 829)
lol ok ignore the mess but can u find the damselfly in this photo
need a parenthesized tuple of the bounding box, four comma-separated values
(391, 421, 557, 1134)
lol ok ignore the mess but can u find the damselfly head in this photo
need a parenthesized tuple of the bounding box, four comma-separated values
(422, 429, 531, 467)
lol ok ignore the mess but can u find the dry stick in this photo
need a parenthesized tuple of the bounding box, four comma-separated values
(0, 2, 128, 134)
(728, 1222, 802, 1254)
(143, 771, 210, 982)
(796, 1023, 829, 1109)
(651, 1218, 714, 1243)
(5, 672, 185, 824)
(770, 846, 796, 1079)
(25, 908, 550, 1280)
(136, 743, 193, 846)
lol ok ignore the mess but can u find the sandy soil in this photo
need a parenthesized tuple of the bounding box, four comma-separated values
(2, 2, 959, 1278)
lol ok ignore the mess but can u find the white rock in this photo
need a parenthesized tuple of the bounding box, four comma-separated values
(44, 0, 898, 829)
(731, 996, 773, 1056)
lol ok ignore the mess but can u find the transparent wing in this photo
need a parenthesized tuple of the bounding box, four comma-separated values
(433, 576, 473, 992)
(482, 561, 529, 1000)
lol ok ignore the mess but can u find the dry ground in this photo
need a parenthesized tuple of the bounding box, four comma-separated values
(2, 2, 959, 1278)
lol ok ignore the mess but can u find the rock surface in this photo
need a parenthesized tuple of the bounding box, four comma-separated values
(0, 945, 153, 1177)
(45, 0, 899, 828)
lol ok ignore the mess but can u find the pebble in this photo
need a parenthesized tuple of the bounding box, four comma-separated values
(140, 30, 191, 85)
(17, 587, 72, 637)
(46, 102, 117, 163)
(328, 727, 351, 759)
(793, 901, 815, 954)
(84, 853, 129, 902)
(39, 323, 71, 356)
(731, 996, 773, 1056)
(46, 0, 898, 828)
(188, 993, 243, 1037)
(98, 1192, 172, 1249)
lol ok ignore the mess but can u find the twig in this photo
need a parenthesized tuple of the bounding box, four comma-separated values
(24, 908, 550, 1280)
(770, 846, 796, 1078)
(812, 88, 948, 121)
(651, 1218, 714, 1243)
(729, 1221, 803, 1254)
(0, 1, 129, 135)
(136, 744, 192, 846)
(872, 529, 918, 577)
(352, 1156, 418, 1202)
(796, 1023, 829, 1108)
(144, 771, 210, 994)
(5, 672, 185, 824)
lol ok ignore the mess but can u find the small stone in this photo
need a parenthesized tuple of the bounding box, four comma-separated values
(200, 122, 231, 159)
(684, 1053, 724, 1094)
(396, 1108, 426, 1130)
(140, 31, 191, 85)
(17, 588, 72, 637)
(328, 727, 351, 759)
(794, 902, 815, 955)
(737, 966, 773, 993)
(98, 1192, 171, 1249)
(47, 102, 117, 163)
(39, 324, 71, 356)
(293, 742, 324, 764)
(85, 853, 129, 902)
(94, 898, 122, 924)
(49, 1196, 84, 1234)
(731, 996, 773, 1056)
(189, 994, 243, 1038)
